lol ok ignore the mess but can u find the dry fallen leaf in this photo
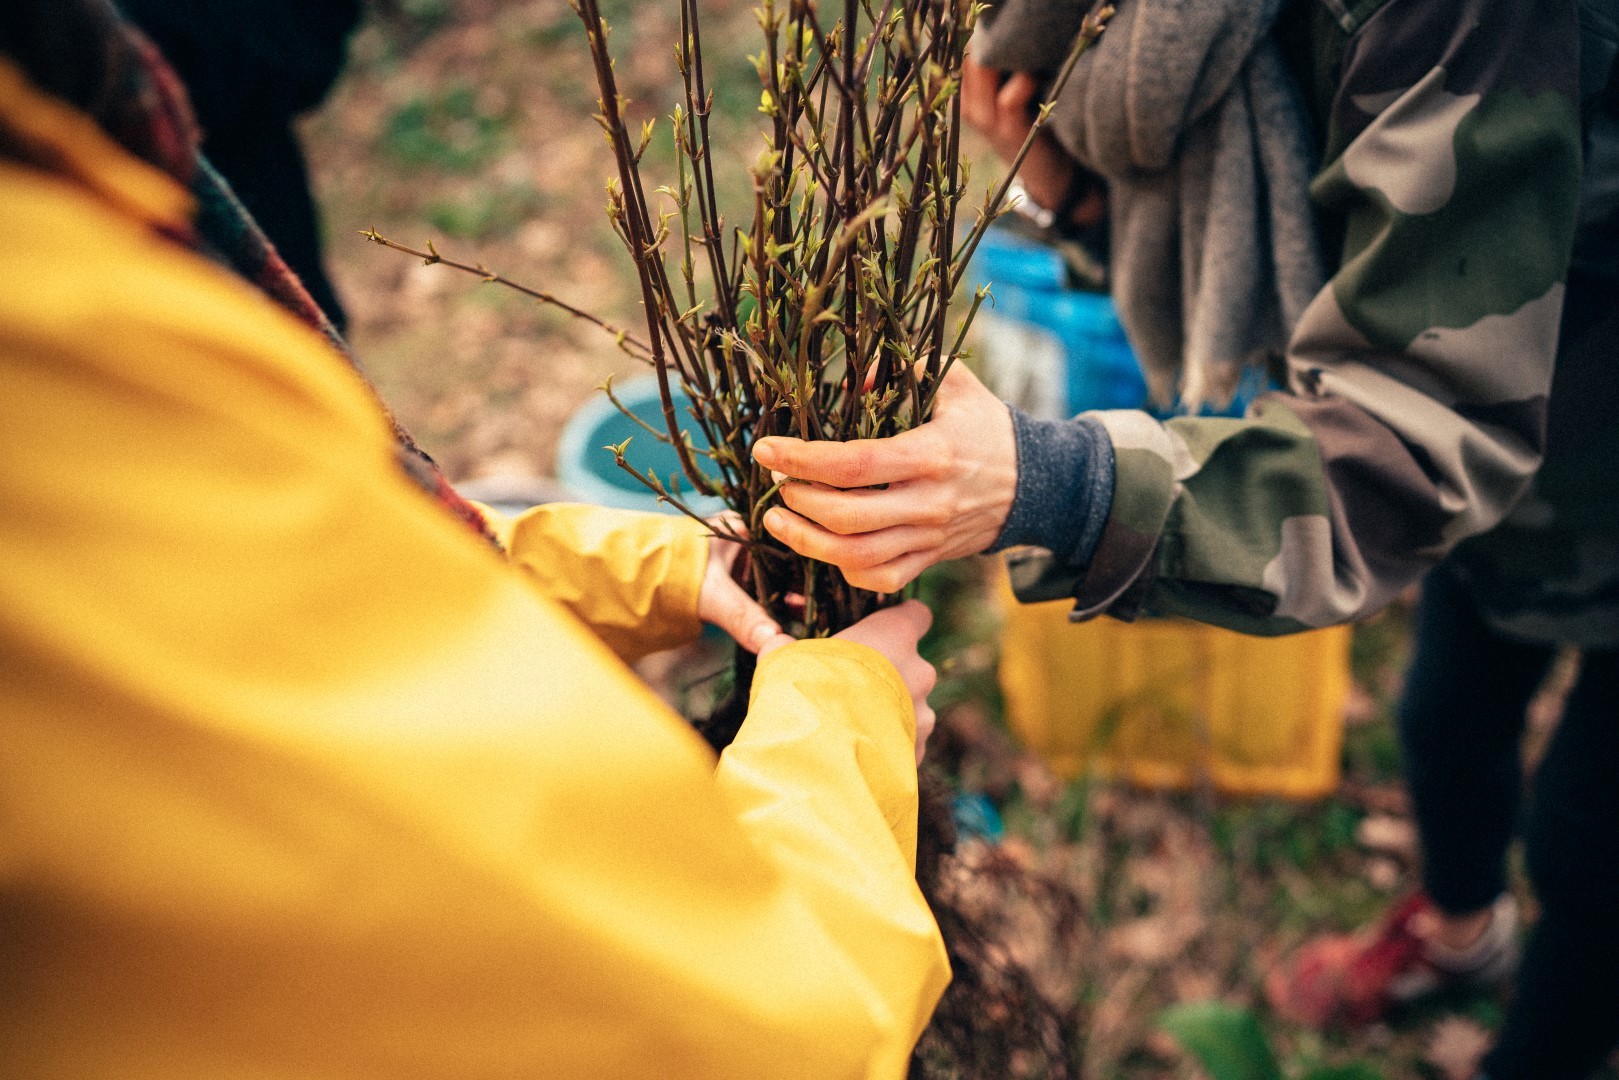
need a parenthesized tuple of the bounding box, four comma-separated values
(1366, 854, 1403, 892)
(1423, 1015, 1493, 1080)
(1169, 968, 1220, 1003)
(1342, 682, 1377, 727)
(1356, 813, 1419, 862)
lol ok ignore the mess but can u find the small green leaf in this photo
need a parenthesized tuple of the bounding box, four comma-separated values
(1156, 1002, 1283, 1080)
(1304, 1067, 1383, 1080)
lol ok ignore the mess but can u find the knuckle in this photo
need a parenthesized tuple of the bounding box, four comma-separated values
(835, 543, 871, 572)
(823, 501, 867, 537)
(860, 534, 902, 570)
(835, 446, 875, 488)
(917, 433, 953, 480)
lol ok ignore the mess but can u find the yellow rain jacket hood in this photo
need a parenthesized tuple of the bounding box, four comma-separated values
(0, 59, 948, 1078)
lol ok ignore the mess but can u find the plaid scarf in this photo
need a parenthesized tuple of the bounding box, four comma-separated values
(0, 0, 495, 541)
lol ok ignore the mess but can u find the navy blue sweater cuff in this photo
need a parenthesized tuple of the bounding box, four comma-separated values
(987, 407, 1115, 568)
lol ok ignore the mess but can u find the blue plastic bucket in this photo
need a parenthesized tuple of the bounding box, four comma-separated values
(556, 378, 727, 516)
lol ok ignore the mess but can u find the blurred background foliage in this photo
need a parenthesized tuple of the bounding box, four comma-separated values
(299, 3, 1573, 1076)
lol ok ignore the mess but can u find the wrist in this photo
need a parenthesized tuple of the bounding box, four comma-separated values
(986, 408, 1115, 567)
(1008, 175, 1069, 232)
(1010, 160, 1099, 230)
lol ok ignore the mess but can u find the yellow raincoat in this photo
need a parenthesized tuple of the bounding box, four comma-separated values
(0, 61, 948, 1078)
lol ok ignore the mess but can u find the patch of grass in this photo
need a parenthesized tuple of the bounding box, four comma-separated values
(394, 0, 454, 36)
(1350, 604, 1412, 686)
(522, 0, 635, 48)
(523, 8, 579, 49)
(381, 82, 509, 172)
(1052, 777, 1094, 843)
(1342, 717, 1405, 783)
(425, 183, 544, 239)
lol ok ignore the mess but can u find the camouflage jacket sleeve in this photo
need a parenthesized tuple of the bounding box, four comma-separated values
(1011, 0, 1584, 635)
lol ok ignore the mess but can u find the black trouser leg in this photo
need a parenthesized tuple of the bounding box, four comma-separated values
(1483, 649, 1619, 1080)
(1397, 565, 1556, 916)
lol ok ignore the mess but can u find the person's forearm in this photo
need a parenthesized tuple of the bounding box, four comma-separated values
(1012, 0, 1582, 632)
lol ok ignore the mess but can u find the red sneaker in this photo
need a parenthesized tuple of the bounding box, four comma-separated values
(1265, 893, 1519, 1028)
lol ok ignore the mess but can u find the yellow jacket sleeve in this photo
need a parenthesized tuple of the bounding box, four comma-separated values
(483, 501, 710, 664)
(0, 117, 947, 1080)
(721, 642, 949, 1079)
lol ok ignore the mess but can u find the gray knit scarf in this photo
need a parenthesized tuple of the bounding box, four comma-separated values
(975, 0, 1326, 408)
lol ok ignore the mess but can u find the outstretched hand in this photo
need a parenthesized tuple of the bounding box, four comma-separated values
(708, 521, 936, 761)
(697, 523, 788, 654)
(752, 363, 1018, 594)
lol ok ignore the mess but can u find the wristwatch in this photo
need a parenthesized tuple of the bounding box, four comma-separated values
(1007, 171, 1096, 234)
(1001, 176, 1109, 291)
(1008, 177, 1062, 231)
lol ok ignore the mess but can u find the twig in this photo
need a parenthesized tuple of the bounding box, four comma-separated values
(360, 229, 654, 361)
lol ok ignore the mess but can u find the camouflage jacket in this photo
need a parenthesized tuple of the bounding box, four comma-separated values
(1012, 0, 1619, 647)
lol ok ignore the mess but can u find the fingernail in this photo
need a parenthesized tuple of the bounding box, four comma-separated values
(752, 440, 777, 466)
(770, 470, 787, 485)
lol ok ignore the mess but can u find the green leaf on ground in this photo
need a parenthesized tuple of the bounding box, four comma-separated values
(1304, 1066, 1383, 1080)
(1157, 1001, 1283, 1080)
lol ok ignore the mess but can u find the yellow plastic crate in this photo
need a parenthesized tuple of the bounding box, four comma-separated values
(995, 569, 1352, 799)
